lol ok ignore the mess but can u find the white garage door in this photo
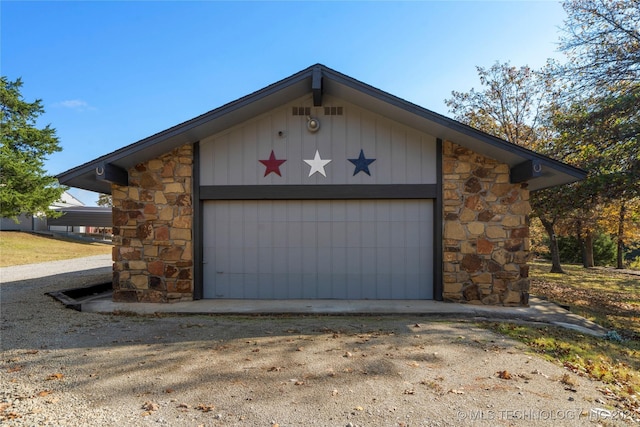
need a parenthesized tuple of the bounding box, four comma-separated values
(202, 200, 434, 299)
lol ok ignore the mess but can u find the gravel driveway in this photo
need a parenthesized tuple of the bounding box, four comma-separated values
(0, 256, 632, 426)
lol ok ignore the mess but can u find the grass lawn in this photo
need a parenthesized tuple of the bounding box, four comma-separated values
(484, 260, 640, 415)
(0, 231, 112, 267)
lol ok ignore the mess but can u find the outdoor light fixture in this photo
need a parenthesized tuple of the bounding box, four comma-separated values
(306, 116, 320, 133)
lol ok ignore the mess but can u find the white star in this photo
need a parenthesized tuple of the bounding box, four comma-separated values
(303, 150, 332, 177)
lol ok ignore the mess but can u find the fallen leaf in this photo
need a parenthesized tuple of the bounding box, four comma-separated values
(403, 389, 415, 395)
(195, 404, 214, 412)
(268, 366, 283, 372)
(46, 373, 64, 381)
(560, 373, 576, 387)
(331, 389, 338, 396)
(7, 366, 23, 373)
(37, 390, 52, 397)
(142, 401, 158, 412)
(25, 350, 39, 355)
(344, 352, 353, 358)
(497, 370, 512, 380)
(354, 406, 364, 411)
(448, 389, 465, 395)
(294, 381, 304, 386)
(3, 412, 21, 420)
(177, 403, 190, 409)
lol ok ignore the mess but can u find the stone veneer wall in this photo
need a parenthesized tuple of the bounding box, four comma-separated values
(111, 144, 194, 303)
(442, 141, 531, 306)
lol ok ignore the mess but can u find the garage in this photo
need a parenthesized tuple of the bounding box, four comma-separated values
(57, 63, 587, 305)
(203, 199, 433, 299)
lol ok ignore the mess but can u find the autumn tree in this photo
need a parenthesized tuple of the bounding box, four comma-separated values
(445, 62, 557, 152)
(555, 0, 640, 268)
(0, 77, 64, 220)
(559, 0, 640, 97)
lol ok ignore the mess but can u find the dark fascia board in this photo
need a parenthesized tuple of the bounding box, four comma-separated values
(57, 63, 586, 193)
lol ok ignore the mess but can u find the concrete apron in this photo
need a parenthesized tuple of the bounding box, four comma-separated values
(80, 295, 608, 337)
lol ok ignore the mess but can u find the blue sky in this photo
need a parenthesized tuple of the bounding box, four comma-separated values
(1, 1, 567, 205)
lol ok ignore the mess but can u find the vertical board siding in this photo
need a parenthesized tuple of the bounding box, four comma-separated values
(199, 95, 437, 186)
(203, 200, 434, 299)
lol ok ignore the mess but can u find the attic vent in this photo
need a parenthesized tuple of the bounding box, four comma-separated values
(324, 106, 343, 116)
(292, 106, 311, 116)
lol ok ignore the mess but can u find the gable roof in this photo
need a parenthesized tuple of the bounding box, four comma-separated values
(57, 63, 586, 193)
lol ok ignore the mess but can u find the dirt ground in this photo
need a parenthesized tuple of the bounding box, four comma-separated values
(0, 256, 633, 426)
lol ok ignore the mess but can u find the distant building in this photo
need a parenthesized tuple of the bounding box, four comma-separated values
(0, 191, 112, 236)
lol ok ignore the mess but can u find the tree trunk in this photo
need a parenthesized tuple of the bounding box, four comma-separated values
(584, 230, 594, 268)
(576, 220, 588, 267)
(541, 217, 564, 273)
(617, 200, 626, 269)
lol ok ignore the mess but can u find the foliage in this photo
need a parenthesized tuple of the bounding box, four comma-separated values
(445, 61, 557, 151)
(553, 232, 617, 266)
(0, 77, 65, 220)
(0, 231, 111, 267)
(96, 193, 113, 207)
(559, 0, 640, 96)
(484, 259, 640, 413)
(529, 260, 640, 339)
(486, 322, 639, 414)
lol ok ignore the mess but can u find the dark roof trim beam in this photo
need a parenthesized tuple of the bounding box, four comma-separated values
(510, 160, 543, 184)
(312, 65, 323, 106)
(200, 184, 437, 200)
(96, 162, 128, 186)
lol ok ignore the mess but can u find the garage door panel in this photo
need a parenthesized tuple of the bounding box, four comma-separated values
(271, 274, 288, 298)
(376, 274, 392, 298)
(317, 222, 332, 246)
(287, 250, 302, 274)
(331, 202, 347, 221)
(244, 274, 259, 297)
(332, 248, 348, 274)
(286, 221, 305, 248)
(203, 200, 433, 299)
(331, 222, 347, 247)
(258, 248, 273, 273)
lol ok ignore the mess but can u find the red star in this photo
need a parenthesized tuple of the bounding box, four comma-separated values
(259, 150, 286, 177)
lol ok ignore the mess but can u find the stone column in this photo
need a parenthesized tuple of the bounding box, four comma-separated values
(442, 141, 531, 306)
(111, 144, 194, 302)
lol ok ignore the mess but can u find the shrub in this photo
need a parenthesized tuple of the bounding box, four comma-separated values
(550, 232, 617, 266)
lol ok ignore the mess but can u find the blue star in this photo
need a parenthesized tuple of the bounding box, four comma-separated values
(348, 149, 376, 176)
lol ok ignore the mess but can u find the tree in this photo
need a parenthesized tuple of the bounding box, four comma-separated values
(559, 0, 640, 96)
(556, 0, 640, 268)
(1, 77, 64, 220)
(552, 86, 639, 268)
(96, 194, 113, 207)
(445, 62, 557, 152)
(445, 61, 572, 273)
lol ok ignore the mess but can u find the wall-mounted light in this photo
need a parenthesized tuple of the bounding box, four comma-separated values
(306, 116, 320, 133)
